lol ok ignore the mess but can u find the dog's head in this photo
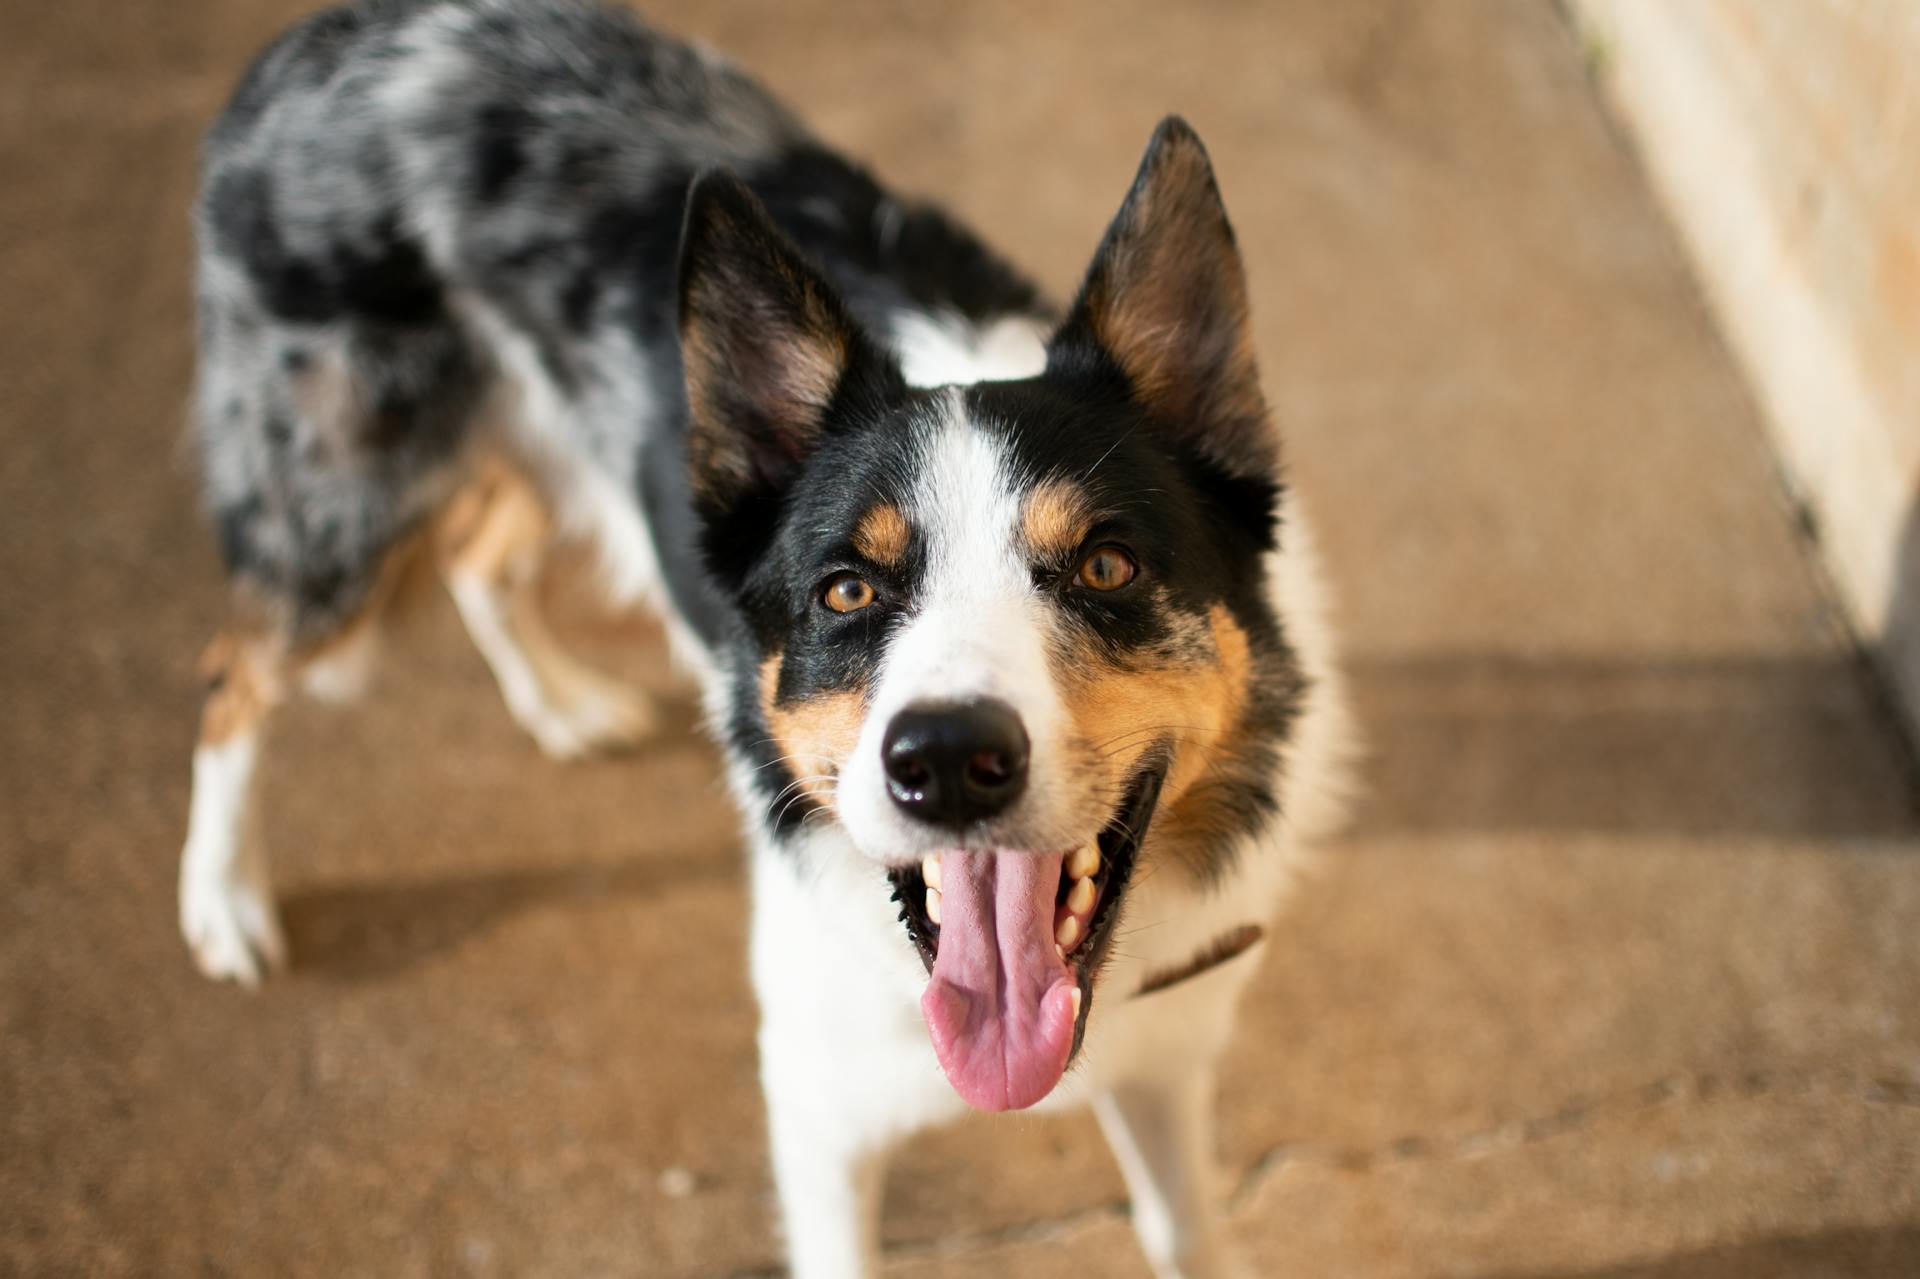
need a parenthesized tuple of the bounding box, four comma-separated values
(679, 118, 1295, 1111)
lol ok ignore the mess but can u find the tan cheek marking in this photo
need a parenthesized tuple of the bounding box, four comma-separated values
(1152, 608, 1263, 872)
(1057, 605, 1255, 873)
(852, 503, 911, 567)
(759, 653, 866, 809)
(1156, 607, 1252, 801)
(1022, 480, 1094, 562)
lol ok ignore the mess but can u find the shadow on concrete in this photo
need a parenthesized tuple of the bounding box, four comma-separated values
(1350, 653, 1920, 838)
(280, 849, 734, 982)
(1474, 1223, 1920, 1278)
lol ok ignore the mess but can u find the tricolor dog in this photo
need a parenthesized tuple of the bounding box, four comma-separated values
(178, 1, 1351, 1273)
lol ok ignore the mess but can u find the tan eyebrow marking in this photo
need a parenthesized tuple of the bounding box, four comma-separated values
(852, 502, 911, 566)
(1022, 480, 1095, 561)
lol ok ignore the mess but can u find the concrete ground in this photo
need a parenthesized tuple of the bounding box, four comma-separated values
(4, 1, 1918, 1275)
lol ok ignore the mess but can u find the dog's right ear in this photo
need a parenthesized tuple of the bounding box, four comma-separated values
(678, 171, 896, 516)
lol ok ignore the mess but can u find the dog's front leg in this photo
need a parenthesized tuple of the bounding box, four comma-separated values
(761, 1039, 889, 1278)
(1094, 1062, 1248, 1279)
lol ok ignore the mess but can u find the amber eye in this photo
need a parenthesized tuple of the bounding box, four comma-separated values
(823, 574, 877, 613)
(1075, 546, 1137, 592)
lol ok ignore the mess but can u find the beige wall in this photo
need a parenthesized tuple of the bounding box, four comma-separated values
(1572, 1, 1920, 735)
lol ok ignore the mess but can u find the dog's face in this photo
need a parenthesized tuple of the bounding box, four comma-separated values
(680, 119, 1295, 1112)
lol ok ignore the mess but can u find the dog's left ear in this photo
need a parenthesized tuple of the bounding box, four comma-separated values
(1050, 117, 1275, 478)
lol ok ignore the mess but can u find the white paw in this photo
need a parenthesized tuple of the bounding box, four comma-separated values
(180, 870, 287, 987)
(523, 678, 657, 760)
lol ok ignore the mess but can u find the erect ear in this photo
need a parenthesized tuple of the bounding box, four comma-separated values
(1049, 117, 1276, 478)
(677, 170, 897, 513)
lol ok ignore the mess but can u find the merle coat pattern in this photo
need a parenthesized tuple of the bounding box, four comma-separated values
(180, 3, 1351, 1276)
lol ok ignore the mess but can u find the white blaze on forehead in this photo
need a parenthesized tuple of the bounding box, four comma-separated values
(880, 392, 1053, 716)
(833, 390, 1078, 861)
(911, 391, 1029, 605)
(879, 401, 1059, 706)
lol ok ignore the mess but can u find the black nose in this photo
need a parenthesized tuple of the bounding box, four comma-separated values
(882, 699, 1030, 828)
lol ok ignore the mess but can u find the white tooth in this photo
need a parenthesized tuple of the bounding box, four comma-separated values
(1070, 987, 1083, 1018)
(926, 887, 942, 925)
(1055, 944, 1066, 962)
(1055, 914, 1081, 950)
(1065, 876, 1095, 915)
(921, 854, 942, 891)
(1066, 844, 1100, 880)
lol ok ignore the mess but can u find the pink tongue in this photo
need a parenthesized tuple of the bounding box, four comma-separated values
(920, 851, 1076, 1111)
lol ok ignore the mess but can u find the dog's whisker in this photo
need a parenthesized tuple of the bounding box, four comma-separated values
(773, 784, 837, 829)
(763, 775, 840, 821)
(765, 775, 837, 802)
(1089, 724, 1236, 754)
(1081, 418, 1145, 480)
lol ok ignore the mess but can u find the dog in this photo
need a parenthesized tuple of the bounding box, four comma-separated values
(178, 1, 1352, 1273)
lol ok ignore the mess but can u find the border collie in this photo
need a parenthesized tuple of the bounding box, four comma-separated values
(178, 1, 1351, 1273)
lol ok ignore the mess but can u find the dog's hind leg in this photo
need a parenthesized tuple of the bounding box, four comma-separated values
(179, 551, 417, 986)
(435, 459, 656, 760)
(1094, 1062, 1249, 1279)
(179, 622, 289, 986)
(183, 214, 483, 980)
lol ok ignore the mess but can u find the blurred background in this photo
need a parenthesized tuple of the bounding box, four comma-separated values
(3, 1, 1918, 1275)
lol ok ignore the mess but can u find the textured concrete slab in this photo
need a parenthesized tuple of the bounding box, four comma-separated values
(3, 1, 1918, 1276)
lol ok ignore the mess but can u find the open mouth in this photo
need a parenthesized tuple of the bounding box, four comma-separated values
(886, 755, 1168, 1111)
